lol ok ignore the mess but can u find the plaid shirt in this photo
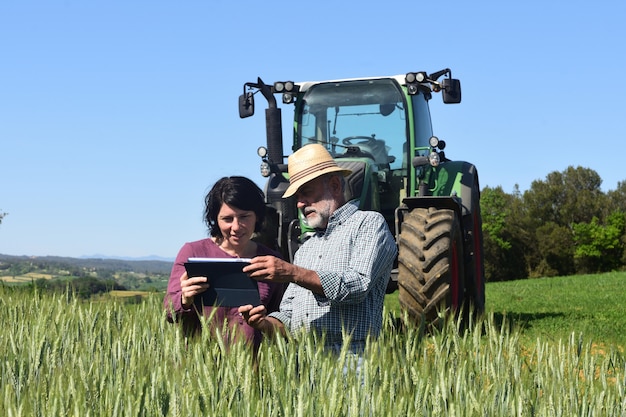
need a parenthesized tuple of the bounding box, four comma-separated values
(269, 200, 397, 347)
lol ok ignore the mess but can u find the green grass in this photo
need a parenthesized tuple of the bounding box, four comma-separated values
(1, 274, 625, 416)
(486, 271, 626, 350)
(385, 271, 626, 351)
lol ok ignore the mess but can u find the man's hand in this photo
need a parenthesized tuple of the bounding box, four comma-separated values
(179, 271, 210, 308)
(238, 304, 286, 336)
(238, 304, 279, 334)
(243, 256, 295, 283)
(244, 255, 324, 294)
(238, 304, 266, 327)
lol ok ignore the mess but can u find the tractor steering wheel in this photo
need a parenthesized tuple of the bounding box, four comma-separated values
(342, 136, 378, 147)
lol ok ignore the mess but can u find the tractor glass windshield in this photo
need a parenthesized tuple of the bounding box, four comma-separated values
(298, 78, 406, 170)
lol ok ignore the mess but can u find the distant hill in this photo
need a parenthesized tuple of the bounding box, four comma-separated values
(79, 254, 175, 262)
(0, 254, 173, 275)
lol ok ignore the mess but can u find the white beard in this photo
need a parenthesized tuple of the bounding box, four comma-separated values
(304, 189, 334, 229)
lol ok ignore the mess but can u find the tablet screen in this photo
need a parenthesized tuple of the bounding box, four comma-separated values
(184, 258, 260, 307)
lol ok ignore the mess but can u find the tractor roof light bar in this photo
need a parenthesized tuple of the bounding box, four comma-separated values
(273, 81, 299, 104)
(405, 68, 453, 95)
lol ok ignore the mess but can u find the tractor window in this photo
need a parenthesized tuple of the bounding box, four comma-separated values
(298, 79, 407, 170)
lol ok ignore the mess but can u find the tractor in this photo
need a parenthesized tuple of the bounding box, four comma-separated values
(238, 68, 485, 326)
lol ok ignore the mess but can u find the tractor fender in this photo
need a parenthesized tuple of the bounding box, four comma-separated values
(453, 161, 480, 218)
(396, 161, 480, 236)
(401, 195, 463, 218)
(395, 195, 462, 241)
(422, 160, 480, 217)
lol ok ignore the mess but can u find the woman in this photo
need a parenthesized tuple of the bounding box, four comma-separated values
(164, 176, 285, 349)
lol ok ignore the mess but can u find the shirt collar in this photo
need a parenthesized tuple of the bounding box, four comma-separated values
(315, 199, 359, 235)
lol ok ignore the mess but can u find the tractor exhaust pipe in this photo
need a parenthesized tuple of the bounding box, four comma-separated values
(265, 107, 283, 166)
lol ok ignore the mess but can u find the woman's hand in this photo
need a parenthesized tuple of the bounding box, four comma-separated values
(179, 271, 210, 308)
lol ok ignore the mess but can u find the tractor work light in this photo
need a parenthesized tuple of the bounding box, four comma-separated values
(260, 161, 271, 177)
(428, 151, 440, 167)
(429, 136, 439, 148)
(405, 72, 427, 84)
(273, 81, 297, 93)
(274, 81, 298, 104)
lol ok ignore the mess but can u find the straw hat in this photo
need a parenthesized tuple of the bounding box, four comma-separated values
(282, 144, 352, 198)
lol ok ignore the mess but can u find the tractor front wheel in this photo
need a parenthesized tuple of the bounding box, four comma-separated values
(397, 207, 464, 328)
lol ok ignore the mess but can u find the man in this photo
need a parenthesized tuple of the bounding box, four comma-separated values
(240, 144, 397, 353)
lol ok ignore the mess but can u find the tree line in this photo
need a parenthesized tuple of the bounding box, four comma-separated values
(32, 277, 126, 298)
(481, 166, 626, 281)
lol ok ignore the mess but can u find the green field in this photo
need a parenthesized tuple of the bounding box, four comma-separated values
(386, 271, 626, 350)
(1, 272, 625, 416)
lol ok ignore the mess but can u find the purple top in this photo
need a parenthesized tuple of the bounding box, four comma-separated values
(164, 238, 285, 349)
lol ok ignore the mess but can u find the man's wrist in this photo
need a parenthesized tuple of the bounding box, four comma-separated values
(260, 316, 284, 336)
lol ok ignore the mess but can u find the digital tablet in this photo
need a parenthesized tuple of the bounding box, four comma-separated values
(184, 258, 260, 308)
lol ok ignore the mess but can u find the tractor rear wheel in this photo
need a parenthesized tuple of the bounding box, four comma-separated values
(397, 207, 464, 328)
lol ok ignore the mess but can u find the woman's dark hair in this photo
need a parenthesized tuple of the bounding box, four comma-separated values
(204, 176, 266, 238)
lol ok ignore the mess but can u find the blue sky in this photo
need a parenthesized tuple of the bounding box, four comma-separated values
(1, 1, 625, 259)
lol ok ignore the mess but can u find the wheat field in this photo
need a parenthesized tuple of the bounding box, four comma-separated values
(1, 287, 624, 416)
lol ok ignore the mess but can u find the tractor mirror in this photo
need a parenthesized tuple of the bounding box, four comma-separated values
(239, 92, 255, 118)
(442, 79, 461, 104)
